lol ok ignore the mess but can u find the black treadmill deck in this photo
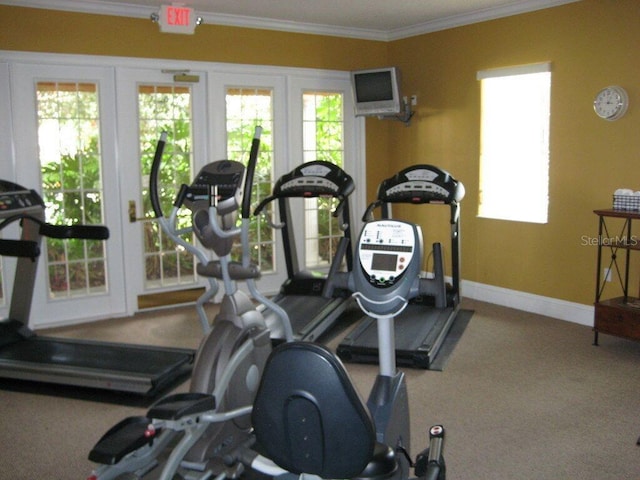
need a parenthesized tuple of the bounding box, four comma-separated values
(264, 294, 351, 343)
(0, 336, 194, 395)
(336, 305, 458, 369)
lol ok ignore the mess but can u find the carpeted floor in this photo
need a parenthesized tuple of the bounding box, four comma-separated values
(1, 298, 639, 479)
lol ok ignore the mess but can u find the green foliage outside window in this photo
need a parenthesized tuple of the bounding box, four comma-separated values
(37, 83, 108, 297)
(29, 84, 346, 300)
(138, 88, 195, 287)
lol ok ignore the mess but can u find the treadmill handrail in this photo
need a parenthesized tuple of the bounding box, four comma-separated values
(0, 238, 40, 259)
(0, 212, 109, 240)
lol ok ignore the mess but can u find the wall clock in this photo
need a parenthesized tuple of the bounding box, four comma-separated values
(593, 85, 629, 121)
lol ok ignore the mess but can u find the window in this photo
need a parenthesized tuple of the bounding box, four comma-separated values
(36, 81, 108, 298)
(477, 63, 551, 223)
(302, 91, 345, 268)
(225, 87, 275, 271)
(138, 84, 196, 289)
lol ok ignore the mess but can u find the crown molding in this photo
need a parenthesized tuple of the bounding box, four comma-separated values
(202, 11, 388, 41)
(1, 0, 581, 41)
(387, 0, 581, 40)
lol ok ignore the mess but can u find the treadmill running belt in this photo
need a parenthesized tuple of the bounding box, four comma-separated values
(0, 337, 192, 377)
(337, 305, 457, 369)
(271, 294, 349, 342)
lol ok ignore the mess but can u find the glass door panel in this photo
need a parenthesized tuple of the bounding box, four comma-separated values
(138, 84, 196, 290)
(225, 87, 275, 272)
(36, 81, 108, 298)
(302, 91, 346, 269)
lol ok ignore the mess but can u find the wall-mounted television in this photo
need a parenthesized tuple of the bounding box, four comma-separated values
(351, 67, 402, 117)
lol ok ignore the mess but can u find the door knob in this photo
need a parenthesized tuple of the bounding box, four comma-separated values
(128, 200, 148, 223)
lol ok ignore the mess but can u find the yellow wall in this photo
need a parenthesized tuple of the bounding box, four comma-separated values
(0, 5, 392, 206)
(0, 6, 388, 69)
(388, 0, 640, 306)
(2, 0, 639, 307)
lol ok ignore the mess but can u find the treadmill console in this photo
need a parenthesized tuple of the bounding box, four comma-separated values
(352, 220, 423, 317)
(377, 165, 465, 205)
(0, 180, 44, 214)
(273, 160, 355, 199)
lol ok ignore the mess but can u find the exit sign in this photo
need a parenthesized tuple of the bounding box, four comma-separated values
(158, 4, 198, 34)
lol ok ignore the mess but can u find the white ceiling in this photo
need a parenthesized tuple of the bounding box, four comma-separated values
(5, 0, 580, 40)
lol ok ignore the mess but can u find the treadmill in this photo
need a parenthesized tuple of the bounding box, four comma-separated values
(253, 160, 355, 342)
(0, 179, 194, 395)
(336, 165, 465, 369)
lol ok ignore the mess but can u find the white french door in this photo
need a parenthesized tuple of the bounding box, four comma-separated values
(0, 62, 16, 314)
(116, 68, 208, 315)
(10, 63, 126, 328)
(3, 52, 365, 328)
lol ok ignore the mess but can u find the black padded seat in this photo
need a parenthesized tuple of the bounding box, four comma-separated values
(252, 341, 395, 479)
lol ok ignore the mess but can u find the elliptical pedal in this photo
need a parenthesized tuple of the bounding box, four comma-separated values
(148, 393, 216, 421)
(89, 416, 158, 465)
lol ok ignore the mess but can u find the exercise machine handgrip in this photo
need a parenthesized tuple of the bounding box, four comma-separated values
(39, 223, 109, 240)
(0, 238, 40, 258)
(149, 131, 169, 218)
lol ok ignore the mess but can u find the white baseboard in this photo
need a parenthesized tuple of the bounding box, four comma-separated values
(462, 280, 594, 327)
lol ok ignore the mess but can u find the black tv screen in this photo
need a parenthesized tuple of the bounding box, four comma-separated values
(351, 67, 401, 116)
(354, 71, 393, 102)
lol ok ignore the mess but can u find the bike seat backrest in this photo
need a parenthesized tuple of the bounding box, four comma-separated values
(252, 341, 375, 478)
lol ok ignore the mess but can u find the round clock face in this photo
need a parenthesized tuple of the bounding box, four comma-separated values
(593, 86, 629, 121)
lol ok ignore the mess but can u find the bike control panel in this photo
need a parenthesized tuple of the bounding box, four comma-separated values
(358, 221, 418, 288)
(352, 220, 423, 317)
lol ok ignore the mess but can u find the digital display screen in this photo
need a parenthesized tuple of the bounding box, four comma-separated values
(354, 71, 393, 102)
(371, 253, 397, 272)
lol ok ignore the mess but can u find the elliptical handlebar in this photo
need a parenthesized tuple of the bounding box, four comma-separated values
(241, 126, 262, 220)
(149, 131, 169, 219)
(195, 125, 263, 240)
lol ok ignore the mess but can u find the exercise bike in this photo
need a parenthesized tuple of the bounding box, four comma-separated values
(134, 218, 446, 480)
(243, 218, 446, 480)
(87, 127, 291, 480)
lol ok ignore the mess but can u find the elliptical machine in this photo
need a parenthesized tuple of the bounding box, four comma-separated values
(87, 127, 291, 480)
(88, 219, 447, 480)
